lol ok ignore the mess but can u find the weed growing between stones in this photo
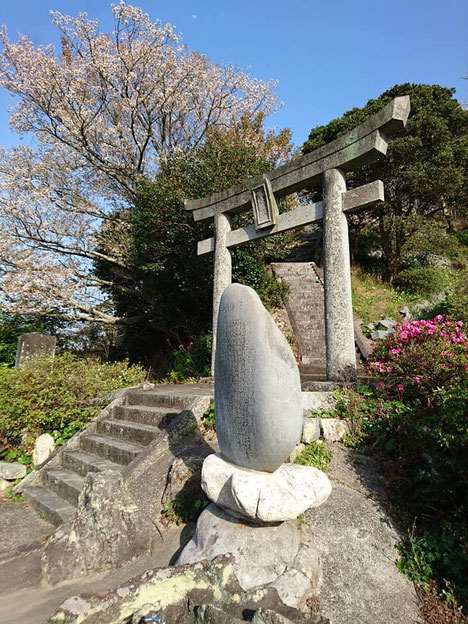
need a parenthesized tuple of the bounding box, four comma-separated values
(161, 489, 209, 524)
(202, 402, 216, 430)
(294, 442, 331, 472)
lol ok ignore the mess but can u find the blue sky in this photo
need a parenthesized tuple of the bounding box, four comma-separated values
(0, 0, 466, 148)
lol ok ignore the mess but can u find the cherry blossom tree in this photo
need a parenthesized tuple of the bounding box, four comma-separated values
(0, 2, 280, 323)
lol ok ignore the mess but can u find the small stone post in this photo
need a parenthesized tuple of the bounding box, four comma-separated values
(15, 333, 57, 368)
(212, 212, 232, 373)
(322, 168, 356, 381)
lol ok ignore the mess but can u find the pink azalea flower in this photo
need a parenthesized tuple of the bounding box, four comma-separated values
(377, 381, 384, 387)
(413, 376, 421, 383)
(396, 384, 404, 391)
(387, 366, 393, 372)
(391, 348, 401, 355)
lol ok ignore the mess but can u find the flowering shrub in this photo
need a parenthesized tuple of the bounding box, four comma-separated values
(367, 315, 467, 401)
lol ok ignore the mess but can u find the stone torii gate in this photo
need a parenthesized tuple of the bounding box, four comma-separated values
(185, 96, 410, 381)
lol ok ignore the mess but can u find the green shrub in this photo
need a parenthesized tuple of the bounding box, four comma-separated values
(0, 353, 146, 450)
(339, 381, 468, 609)
(202, 402, 215, 430)
(169, 334, 212, 381)
(294, 442, 331, 471)
(394, 266, 452, 296)
(428, 268, 468, 325)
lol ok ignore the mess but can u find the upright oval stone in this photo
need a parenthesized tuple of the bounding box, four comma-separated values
(215, 283, 302, 472)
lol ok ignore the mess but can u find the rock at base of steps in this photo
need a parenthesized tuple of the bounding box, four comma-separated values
(50, 554, 328, 624)
(177, 503, 322, 611)
(41, 470, 156, 585)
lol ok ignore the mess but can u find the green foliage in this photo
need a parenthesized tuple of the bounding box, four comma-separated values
(161, 490, 209, 524)
(0, 354, 146, 451)
(396, 521, 467, 606)
(303, 84, 468, 283)
(340, 380, 468, 608)
(429, 267, 468, 324)
(169, 334, 212, 382)
(0, 448, 32, 465)
(394, 266, 453, 296)
(202, 402, 216, 430)
(351, 268, 421, 326)
(95, 128, 293, 366)
(294, 442, 331, 472)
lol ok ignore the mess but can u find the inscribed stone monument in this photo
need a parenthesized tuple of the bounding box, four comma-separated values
(15, 332, 56, 368)
(214, 283, 302, 472)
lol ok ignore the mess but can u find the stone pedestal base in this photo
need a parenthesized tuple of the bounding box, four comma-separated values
(201, 453, 332, 524)
(177, 503, 321, 610)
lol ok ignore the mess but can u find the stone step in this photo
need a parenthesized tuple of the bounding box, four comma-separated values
(62, 449, 124, 477)
(96, 419, 161, 445)
(42, 468, 84, 506)
(22, 485, 75, 527)
(126, 391, 198, 409)
(113, 404, 179, 426)
(80, 434, 144, 465)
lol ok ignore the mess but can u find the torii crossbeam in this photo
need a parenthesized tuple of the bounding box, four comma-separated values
(185, 96, 410, 380)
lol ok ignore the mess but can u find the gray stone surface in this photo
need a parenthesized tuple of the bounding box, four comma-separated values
(0, 461, 26, 480)
(0, 497, 52, 595)
(320, 418, 348, 442)
(212, 212, 232, 373)
(302, 392, 337, 414)
(306, 441, 421, 624)
(32, 433, 55, 466)
(302, 418, 320, 443)
(15, 332, 56, 368)
(215, 283, 302, 472)
(49, 554, 325, 624)
(378, 318, 396, 329)
(177, 504, 321, 609)
(322, 168, 357, 381)
(309, 484, 421, 624)
(41, 470, 156, 585)
(0, 478, 10, 492)
(201, 454, 331, 523)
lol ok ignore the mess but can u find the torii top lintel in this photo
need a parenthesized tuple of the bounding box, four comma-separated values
(184, 96, 410, 224)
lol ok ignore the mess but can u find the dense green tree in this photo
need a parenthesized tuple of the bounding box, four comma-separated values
(303, 84, 468, 282)
(95, 127, 292, 365)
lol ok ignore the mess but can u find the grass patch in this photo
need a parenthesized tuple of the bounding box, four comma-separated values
(294, 442, 331, 472)
(351, 268, 421, 326)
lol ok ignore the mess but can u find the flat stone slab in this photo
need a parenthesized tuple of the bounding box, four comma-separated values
(302, 392, 337, 414)
(201, 453, 331, 523)
(215, 284, 302, 472)
(177, 504, 321, 610)
(0, 462, 26, 480)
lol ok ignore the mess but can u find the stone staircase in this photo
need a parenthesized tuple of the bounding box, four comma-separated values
(272, 262, 327, 382)
(23, 386, 212, 527)
(272, 262, 372, 383)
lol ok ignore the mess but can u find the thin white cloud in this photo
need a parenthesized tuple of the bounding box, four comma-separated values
(192, 14, 198, 20)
